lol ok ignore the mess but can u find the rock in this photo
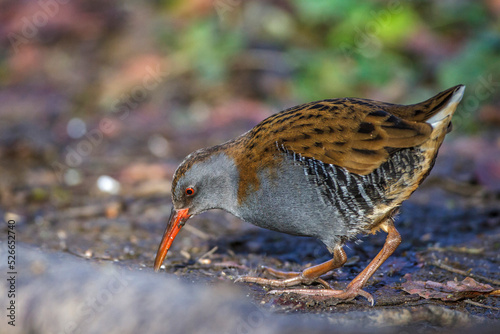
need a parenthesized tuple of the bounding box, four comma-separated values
(0, 245, 496, 334)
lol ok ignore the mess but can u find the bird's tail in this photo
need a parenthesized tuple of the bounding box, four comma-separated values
(425, 85, 465, 133)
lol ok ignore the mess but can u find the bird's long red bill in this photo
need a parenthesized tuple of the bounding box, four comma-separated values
(154, 208, 191, 271)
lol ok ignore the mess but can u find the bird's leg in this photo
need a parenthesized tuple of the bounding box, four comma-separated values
(270, 219, 402, 305)
(235, 247, 347, 289)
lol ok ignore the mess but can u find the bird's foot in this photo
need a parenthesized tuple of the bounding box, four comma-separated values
(268, 283, 375, 306)
(235, 266, 331, 289)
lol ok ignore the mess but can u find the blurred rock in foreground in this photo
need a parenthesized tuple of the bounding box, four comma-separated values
(0, 244, 497, 334)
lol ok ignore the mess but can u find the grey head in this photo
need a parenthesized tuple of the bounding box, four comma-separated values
(153, 146, 240, 271)
(171, 147, 240, 216)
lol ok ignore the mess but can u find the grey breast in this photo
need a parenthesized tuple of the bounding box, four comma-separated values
(238, 147, 426, 250)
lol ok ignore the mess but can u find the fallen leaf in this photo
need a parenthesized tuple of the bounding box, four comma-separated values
(119, 162, 172, 183)
(105, 201, 122, 219)
(402, 274, 496, 301)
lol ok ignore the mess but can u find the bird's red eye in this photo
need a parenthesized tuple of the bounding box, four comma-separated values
(185, 187, 196, 196)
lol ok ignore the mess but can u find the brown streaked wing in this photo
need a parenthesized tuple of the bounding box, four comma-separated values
(251, 99, 433, 175)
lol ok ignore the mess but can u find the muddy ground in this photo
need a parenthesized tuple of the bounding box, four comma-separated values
(1, 130, 499, 333)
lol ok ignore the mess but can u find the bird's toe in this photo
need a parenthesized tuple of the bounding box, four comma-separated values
(268, 287, 375, 305)
(235, 274, 331, 289)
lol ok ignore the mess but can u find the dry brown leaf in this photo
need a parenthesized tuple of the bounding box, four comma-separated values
(402, 274, 496, 301)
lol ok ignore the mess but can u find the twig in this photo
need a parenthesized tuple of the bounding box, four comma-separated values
(431, 261, 500, 286)
(433, 177, 483, 197)
(197, 246, 218, 263)
(428, 246, 484, 255)
(183, 224, 211, 240)
(66, 248, 92, 259)
(464, 299, 500, 311)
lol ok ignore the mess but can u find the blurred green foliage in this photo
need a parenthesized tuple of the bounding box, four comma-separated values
(157, 0, 500, 116)
(163, 0, 500, 96)
(1, 0, 499, 134)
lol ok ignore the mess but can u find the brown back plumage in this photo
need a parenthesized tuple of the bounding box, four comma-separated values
(174, 85, 463, 203)
(234, 85, 462, 176)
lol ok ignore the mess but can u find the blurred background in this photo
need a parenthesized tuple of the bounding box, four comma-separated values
(0, 0, 500, 329)
(1, 0, 500, 257)
(1, 0, 500, 210)
(0, 0, 499, 244)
